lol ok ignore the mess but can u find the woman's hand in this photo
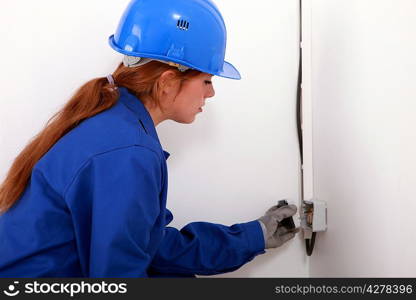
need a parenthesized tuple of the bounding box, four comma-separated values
(257, 204, 300, 249)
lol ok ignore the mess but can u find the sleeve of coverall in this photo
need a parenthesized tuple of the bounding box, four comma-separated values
(64, 146, 162, 277)
(148, 209, 266, 276)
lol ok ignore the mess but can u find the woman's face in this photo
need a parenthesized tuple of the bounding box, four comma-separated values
(162, 72, 215, 124)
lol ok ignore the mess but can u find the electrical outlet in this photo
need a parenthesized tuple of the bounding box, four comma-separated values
(301, 199, 327, 232)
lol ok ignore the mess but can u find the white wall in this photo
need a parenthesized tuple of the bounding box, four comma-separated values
(0, 0, 307, 277)
(303, 0, 416, 277)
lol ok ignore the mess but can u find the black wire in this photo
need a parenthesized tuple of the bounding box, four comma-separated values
(296, 47, 303, 165)
(306, 232, 316, 256)
(296, 0, 303, 166)
(296, 0, 316, 256)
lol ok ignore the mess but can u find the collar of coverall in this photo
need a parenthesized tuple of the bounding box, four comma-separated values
(118, 86, 170, 160)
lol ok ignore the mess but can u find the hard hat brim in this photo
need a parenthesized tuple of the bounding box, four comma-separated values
(217, 61, 241, 80)
(109, 35, 241, 80)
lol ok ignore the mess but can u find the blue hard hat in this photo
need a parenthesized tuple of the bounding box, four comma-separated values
(108, 0, 241, 80)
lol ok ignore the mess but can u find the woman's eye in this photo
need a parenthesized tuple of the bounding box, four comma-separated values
(204, 80, 212, 85)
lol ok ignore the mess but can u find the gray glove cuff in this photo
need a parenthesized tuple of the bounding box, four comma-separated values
(258, 220, 267, 248)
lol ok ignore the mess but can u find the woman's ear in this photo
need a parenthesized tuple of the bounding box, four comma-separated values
(159, 70, 180, 96)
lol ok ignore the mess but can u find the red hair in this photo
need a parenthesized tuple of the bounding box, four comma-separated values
(0, 61, 201, 213)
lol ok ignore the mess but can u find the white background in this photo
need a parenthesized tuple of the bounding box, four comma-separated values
(0, 0, 306, 277)
(303, 0, 416, 277)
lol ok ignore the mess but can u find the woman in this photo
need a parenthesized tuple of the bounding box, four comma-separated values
(0, 0, 299, 277)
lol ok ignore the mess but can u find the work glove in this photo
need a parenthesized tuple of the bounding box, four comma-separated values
(257, 204, 300, 249)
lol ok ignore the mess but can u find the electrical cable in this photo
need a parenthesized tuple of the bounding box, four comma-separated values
(305, 230, 316, 256)
(296, 0, 316, 256)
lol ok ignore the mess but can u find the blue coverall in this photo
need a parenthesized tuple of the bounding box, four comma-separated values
(0, 86, 266, 277)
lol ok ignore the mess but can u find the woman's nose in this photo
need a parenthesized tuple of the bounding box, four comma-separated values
(206, 84, 215, 98)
